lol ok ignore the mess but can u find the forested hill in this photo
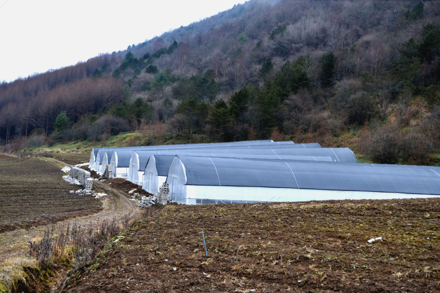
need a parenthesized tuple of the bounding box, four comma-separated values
(1, 0, 440, 165)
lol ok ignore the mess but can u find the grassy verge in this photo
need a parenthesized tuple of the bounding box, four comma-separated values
(0, 214, 141, 293)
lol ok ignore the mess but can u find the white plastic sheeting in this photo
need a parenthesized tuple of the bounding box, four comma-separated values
(93, 149, 114, 173)
(168, 157, 188, 203)
(98, 152, 110, 174)
(128, 152, 140, 184)
(110, 150, 133, 178)
(142, 155, 176, 194)
(142, 155, 164, 194)
(182, 186, 438, 205)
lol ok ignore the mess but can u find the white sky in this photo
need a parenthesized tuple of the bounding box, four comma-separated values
(0, 0, 247, 83)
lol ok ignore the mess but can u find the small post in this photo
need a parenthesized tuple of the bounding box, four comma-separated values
(202, 229, 208, 257)
(281, 241, 284, 263)
(155, 212, 160, 253)
(236, 246, 241, 264)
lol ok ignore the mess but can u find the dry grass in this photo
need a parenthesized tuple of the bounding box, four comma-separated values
(0, 257, 38, 293)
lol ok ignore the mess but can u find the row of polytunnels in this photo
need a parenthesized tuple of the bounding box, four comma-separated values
(89, 140, 440, 205)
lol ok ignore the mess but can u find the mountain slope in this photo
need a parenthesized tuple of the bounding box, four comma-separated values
(1, 0, 440, 164)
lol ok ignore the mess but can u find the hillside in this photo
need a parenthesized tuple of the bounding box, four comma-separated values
(1, 0, 440, 164)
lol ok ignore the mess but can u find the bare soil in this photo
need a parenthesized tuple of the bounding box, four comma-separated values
(63, 198, 440, 292)
(0, 154, 102, 233)
(0, 176, 143, 289)
(102, 178, 153, 197)
(52, 152, 91, 165)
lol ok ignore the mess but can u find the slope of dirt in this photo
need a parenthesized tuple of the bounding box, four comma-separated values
(63, 199, 440, 292)
(101, 178, 153, 197)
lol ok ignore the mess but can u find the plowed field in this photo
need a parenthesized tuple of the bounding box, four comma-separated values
(0, 154, 102, 233)
(64, 198, 440, 292)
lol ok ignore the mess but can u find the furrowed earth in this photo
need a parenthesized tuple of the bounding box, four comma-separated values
(0, 153, 144, 293)
(63, 198, 440, 292)
(0, 154, 102, 233)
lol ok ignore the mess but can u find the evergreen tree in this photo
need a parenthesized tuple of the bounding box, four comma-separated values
(167, 41, 179, 54)
(92, 68, 102, 78)
(175, 97, 209, 134)
(131, 98, 154, 123)
(255, 92, 279, 139)
(54, 111, 70, 132)
(419, 24, 440, 62)
(229, 87, 250, 121)
(206, 100, 232, 141)
(238, 33, 247, 44)
(405, 2, 424, 20)
(260, 58, 274, 79)
(145, 65, 159, 74)
(319, 52, 336, 88)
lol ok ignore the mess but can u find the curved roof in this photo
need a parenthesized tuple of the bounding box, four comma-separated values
(147, 155, 176, 176)
(180, 148, 356, 163)
(134, 151, 175, 171)
(172, 156, 440, 195)
(134, 149, 335, 172)
(150, 154, 333, 176)
(97, 150, 114, 164)
(89, 141, 294, 165)
(202, 143, 320, 150)
(169, 153, 334, 162)
(111, 150, 134, 167)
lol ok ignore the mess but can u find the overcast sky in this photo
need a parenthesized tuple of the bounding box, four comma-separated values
(0, 0, 247, 83)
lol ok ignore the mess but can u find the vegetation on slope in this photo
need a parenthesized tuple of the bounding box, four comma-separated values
(0, 0, 439, 165)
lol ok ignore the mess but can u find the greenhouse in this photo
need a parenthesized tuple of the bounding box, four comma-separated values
(166, 156, 440, 204)
(124, 144, 319, 184)
(225, 142, 321, 149)
(89, 140, 291, 171)
(109, 150, 134, 178)
(90, 148, 114, 171)
(128, 151, 175, 184)
(181, 148, 357, 163)
(142, 154, 335, 194)
(143, 155, 176, 194)
(95, 149, 115, 174)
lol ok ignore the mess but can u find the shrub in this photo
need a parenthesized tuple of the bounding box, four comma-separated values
(87, 115, 129, 141)
(366, 126, 402, 164)
(346, 92, 378, 126)
(72, 121, 91, 141)
(363, 126, 434, 164)
(400, 131, 434, 164)
(25, 135, 46, 149)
